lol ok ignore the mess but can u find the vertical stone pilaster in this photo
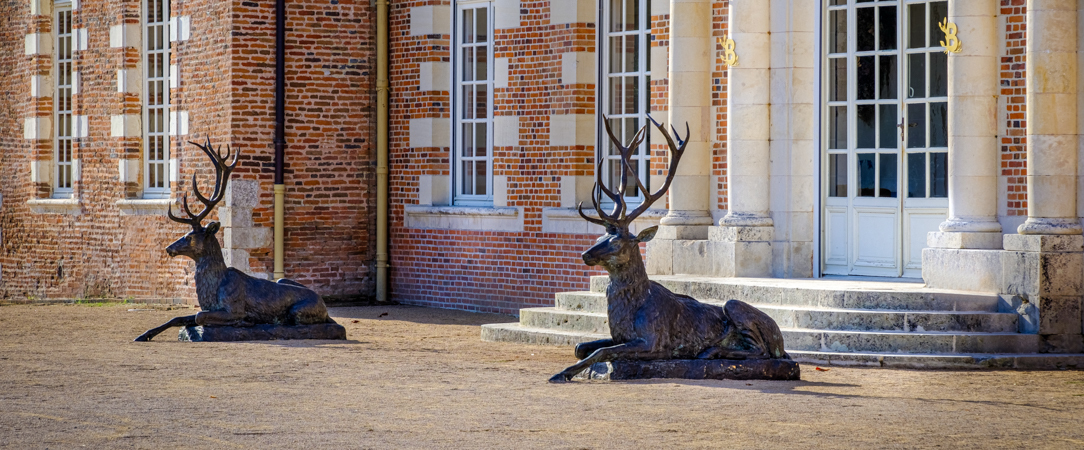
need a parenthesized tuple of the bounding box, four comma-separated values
(1018, 0, 1081, 235)
(935, 0, 1002, 247)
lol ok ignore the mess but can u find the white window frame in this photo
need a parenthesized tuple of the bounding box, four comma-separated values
(143, 0, 170, 198)
(600, 0, 652, 204)
(452, 1, 494, 206)
(54, 4, 74, 198)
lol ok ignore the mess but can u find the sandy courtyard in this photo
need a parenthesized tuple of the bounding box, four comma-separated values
(1, 303, 1083, 449)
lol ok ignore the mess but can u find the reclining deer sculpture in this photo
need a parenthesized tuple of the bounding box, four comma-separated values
(135, 138, 336, 342)
(549, 116, 789, 382)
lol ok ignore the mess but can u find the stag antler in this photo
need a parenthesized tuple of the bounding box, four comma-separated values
(167, 136, 240, 231)
(577, 114, 689, 231)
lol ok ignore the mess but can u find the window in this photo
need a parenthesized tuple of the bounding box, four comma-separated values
(453, 2, 493, 206)
(144, 0, 170, 198)
(601, 0, 652, 201)
(54, 6, 73, 197)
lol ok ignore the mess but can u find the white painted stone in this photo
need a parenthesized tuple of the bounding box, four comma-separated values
(222, 248, 251, 272)
(561, 52, 595, 85)
(116, 68, 139, 95)
(550, 0, 594, 25)
(541, 207, 663, 235)
(409, 117, 451, 148)
(30, 75, 52, 97)
(30, 160, 51, 184)
(116, 199, 174, 216)
(169, 64, 179, 89)
(26, 198, 81, 215)
(30, 0, 51, 16)
(549, 114, 594, 147)
(71, 71, 80, 95)
(494, 57, 510, 89)
(169, 16, 191, 42)
(72, 115, 88, 138)
(109, 24, 140, 48)
(25, 32, 52, 56)
(110, 114, 140, 137)
(410, 5, 451, 36)
(169, 111, 189, 136)
(493, 116, 518, 147)
(494, 0, 520, 29)
(418, 61, 451, 92)
(417, 175, 452, 206)
(922, 248, 1003, 292)
(170, 158, 179, 185)
(223, 227, 272, 250)
(118, 158, 140, 183)
(74, 28, 88, 51)
(225, 179, 261, 208)
(650, 46, 668, 81)
(559, 175, 594, 208)
(23, 116, 51, 140)
(493, 175, 508, 207)
(404, 205, 524, 231)
(927, 231, 1004, 250)
(217, 206, 253, 228)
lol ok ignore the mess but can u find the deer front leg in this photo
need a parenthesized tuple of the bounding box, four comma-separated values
(549, 338, 667, 383)
(134, 314, 198, 342)
(194, 309, 249, 327)
(574, 339, 616, 359)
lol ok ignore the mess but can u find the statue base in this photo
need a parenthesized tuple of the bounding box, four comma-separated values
(178, 322, 347, 342)
(574, 358, 800, 381)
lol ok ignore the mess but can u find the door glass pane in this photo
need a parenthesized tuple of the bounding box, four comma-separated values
(857, 7, 875, 52)
(475, 123, 487, 156)
(879, 105, 897, 148)
(930, 152, 948, 197)
(858, 153, 876, 197)
(475, 161, 486, 195)
(830, 154, 848, 197)
(624, 76, 639, 112)
(907, 152, 926, 198)
(857, 105, 876, 148)
(830, 0, 846, 5)
(879, 55, 897, 99)
(929, 52, 947, 97)
(623, 35, 639, 72)
(609, 36, 623, 73)
(857, 55, 875, 100)
(907, 53, 925, 98)
(463, 9, 474, 44)
(462, 124, 474, 157)
(830, 106, 847, 149)
(462, 161, 474, 194)
(929, 102, 947, 147)
(907, 103, 925, 148)
(476, 85, 488, 119)
(831, 10, 847, 53)
(878, 6, 896, 51)
(908, 3, 925, 49)
(929, 2, 947, 43)
(831, 58, 847, 101)
(476, 9, 488, 42)
(879, 153, 897, 198)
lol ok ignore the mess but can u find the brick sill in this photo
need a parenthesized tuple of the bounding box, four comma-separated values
(27, 198, 82, 215)
(404, 205, 523, 232)
(116, 199, 174, 216)
(541, 207, 666, 234)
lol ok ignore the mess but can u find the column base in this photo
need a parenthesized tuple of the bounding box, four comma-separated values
(717, 212, 774, 228)
(927, 231, 1003, 250)
(706, 226, 774, 278)
(659, 210, 714, 227)
(1017, 218, 1083, 235)
(1001, 234, 1084, 353)
(938, 217, 1002, 233)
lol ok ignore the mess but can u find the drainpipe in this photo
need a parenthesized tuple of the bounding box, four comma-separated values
(273, 0, 286, 280)
(375, 0, 390, 302)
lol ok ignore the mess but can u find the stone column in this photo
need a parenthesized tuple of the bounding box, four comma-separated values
(933, 0, 1002, 248)
(718, 0, 772, 229)
(1018, 0, 1081, 235)
(658, 0, 714, 236)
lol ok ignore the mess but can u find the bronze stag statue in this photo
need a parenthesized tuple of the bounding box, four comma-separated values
(549, 116, 790, 383)
(135, 138, 339, 342)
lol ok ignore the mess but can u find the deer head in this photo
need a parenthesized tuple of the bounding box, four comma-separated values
(580, 115, 688, 273)
(165, 137, 239, 260)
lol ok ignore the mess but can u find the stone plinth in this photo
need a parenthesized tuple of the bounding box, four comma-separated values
(179, 322, 347, 342)
(707, 225, 773, 278)
(1000, 234, 1084, 353)
(573, 358, 800, 381)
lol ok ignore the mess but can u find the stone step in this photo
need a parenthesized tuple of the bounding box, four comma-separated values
(520, 308, 608, 334)
(788, 351, 1084, 370)
(590, 275, 1001, 312)
(548, 294, 1018, 333)
(480, 322, 605, 347)
(781, 328, 1040, 354)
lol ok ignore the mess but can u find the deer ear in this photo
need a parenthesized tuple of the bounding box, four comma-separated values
(205, 222, 221, 235)
(636, 226, 658, 243)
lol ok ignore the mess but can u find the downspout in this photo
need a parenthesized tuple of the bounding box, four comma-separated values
(375, 0, 390, 302)
(273, 0, 286, 280)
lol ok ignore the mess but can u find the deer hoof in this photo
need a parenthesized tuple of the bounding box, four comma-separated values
(133, 335, 151, 342)
(548, 373, 571, 384)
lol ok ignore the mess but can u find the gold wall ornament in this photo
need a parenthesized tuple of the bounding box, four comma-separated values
(718, 34, 739, 67)
(939, 18, 962, 54)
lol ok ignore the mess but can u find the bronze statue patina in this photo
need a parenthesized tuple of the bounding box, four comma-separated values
(135, 138, 344, 342)
(549, 117, 795, 383)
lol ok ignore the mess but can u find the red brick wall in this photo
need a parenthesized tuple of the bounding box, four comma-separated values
(1000, 0, 1027, 217)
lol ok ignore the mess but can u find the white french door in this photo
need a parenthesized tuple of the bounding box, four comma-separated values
(822, 0, 948, 278)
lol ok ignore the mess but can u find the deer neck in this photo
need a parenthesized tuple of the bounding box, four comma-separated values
(605, 257, 651, 308)
(193, 241, 228, 309)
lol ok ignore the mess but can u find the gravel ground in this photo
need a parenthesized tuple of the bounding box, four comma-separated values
(1, 303, 1083, 449)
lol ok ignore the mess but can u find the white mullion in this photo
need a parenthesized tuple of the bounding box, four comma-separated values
(144, 0, 170, 197)
(55, 8, 73, 196)
(454, 2, 492, 204)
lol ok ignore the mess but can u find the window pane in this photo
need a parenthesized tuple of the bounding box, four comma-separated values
(879, 105, 897, 148)
(476, 8, 488, 43)
(474, 160, 486, 195)
(857, 55, 875, 100)
(879, 153, 897, 198)
(857, 105, 875, 148)
(623, 76, 639, 113)
(908, 3, 925, 49)
(879, 55, 897, 99)
(608, 77, 622, 113)
(462, 124, 473, 157)
(609, 36, 623, 73)
(462, 161, 473, 195)
(462, 86, 474, 119)
(857, 7, 875, 52)
(878, 6, 896, 51)
(930, 152, 948, 197)
(908, 53, 925, 98)
(830, 106, 847, 149)
(907, 152, 926, 198)
(475, 84, 488, 119)
(929, 101, 947, 147)
(858, 153, 876, 197)
(830, 10, 847, 54)
(623, 34, 638, 73)
(929, 52, 947, 97)
(475, 46, 488, 82)
(907, 103, 925, 148)
(463, 9, 474, 44)
(475, 123, 487, 157)
(830, 58, 847, 101)
(929, 2, 948, 46)
(829, 154, 848, 197)
(623, 0, 638, 31)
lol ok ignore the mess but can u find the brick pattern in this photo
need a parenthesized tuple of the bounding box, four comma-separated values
(1000, 0, 1027, 216)
(712, 0, 729, 211)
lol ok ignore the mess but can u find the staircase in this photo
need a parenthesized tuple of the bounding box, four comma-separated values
(481, 275, 1084, 369)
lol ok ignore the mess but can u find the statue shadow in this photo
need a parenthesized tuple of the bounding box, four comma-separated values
(328, 305, 517, 327)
